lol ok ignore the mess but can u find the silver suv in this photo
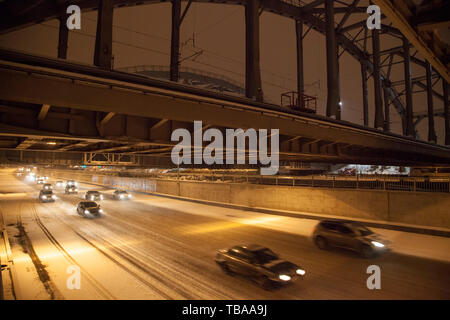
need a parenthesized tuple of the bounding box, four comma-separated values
(312, 220, 390, 258)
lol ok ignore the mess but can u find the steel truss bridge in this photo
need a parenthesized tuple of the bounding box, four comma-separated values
(0, 0, 449, 167)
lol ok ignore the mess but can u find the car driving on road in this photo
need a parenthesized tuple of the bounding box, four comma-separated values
(215, 244, 305, 290)
(36, 176, 45, 184)
(39, 190, 57, 203)
(85, 190, 103, 201)
(43, 183, 53, 190)
(66, 180, 77, 187)
(312, 220, 390, 258)
(113, 190, 131, 200)
(65, 184, 78, 194)
(77, 201, 103, 217)
(55, 181, 65, 188)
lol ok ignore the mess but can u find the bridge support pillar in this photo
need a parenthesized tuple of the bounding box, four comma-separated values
(403, 37, 414, 137)
(383, 86, 390, 132)
(361, 62, 369, 126)
(170, 0, 181, 82)
(325, 0, 339, 119)
(58, 14, 68, 59)
(94, 0, 114, 69)
(336, 40, 341, 120)
(295, 19, 304, 97)
(425, 61, 437, 143)
(372, 28, 384, 129)
(245, 0, 263, 101)
(444, 79, 450, 146)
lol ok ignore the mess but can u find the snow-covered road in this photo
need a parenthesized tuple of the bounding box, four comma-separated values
(1, 171, 449, 299)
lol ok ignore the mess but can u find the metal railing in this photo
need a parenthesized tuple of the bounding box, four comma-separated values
(160, 172, 450, 193)
(38, 169, 450, 193)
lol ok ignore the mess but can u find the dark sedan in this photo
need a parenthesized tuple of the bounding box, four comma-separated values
(113, 190, 131, 200)
(76, 201, 103, 217)
(65, 185, 78, 194)
(39, 190, 57, 203)
(215, 244, 305, 290)
(85, 190, 103, 201)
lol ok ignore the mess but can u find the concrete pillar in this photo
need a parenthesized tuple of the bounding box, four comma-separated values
(444, 79, 450, 145)
(170, 0, 181, 82)
(295, 19, 304, 98)
(58, 15, 68, 59)
(325, 0, 339, 118)
(403, 37, 414, 137)
(425, 61, 437, 143)
(361, 62, 369, 126)
(372, 28, 384, 129)
(94, 0, 114, 69)
(245, 0, 263, 101)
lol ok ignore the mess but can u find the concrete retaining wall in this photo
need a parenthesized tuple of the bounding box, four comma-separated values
(40, 169, 450, 228)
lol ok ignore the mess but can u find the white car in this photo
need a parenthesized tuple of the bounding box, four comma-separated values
(55, 181, 65, 188)
(113, 190, 132, 200)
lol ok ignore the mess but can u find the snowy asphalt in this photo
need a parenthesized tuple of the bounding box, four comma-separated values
(1, 171, 449, 299)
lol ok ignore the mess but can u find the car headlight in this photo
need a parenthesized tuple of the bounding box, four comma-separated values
(91, 196, 94, 200)
(42, 195, 47, 199)
(128, 194, 131, 198)
(120, 194, 124, 199)
(279, 275, 291, 281)
(74, 189, 78, 191)
(52, 195, 57, 200)
(100, 195, 103, 200)
(371, 241, 385, 248)
(84, 210, 90, 214)
(296, 269, 306, 276)
(99, 209, 103, 213)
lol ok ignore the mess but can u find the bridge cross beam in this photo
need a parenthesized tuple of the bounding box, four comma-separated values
(403, 37, 415, 137)
(426, 61, 437, 143)
(372, 28, 384, 130)
(295, 19, 304, 98)
(170, 0, 181, 82)
(444, 79, 450, 146)
(361, 62, 369, 127)
(57, 11, 68, 59)
(324, 0, 340, 119)
(94, 0, 114, 69)
(245, 0, 263, 102)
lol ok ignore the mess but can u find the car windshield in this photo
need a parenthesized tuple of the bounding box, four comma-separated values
(88, 191, 99, 195)
(83, 202, 97, 208)
(352, 223, 374, 236)
(41, 190, 53, 195)
(253, 248, 279, 264)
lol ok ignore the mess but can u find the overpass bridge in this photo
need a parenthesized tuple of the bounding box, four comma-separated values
(0, 0, 449, 167)
(0, 49, 449, 167)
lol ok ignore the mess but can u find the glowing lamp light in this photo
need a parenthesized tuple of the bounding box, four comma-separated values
(279, 275, 291, 281)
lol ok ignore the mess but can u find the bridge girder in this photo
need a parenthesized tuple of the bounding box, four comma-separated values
(0, 52, 449, 166)
(0, 0, 448, 147)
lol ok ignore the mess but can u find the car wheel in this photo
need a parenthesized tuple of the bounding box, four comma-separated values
(219, 262, 233, 275)
(360, 244, 373, 258)
(315, 236, 328, 250)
